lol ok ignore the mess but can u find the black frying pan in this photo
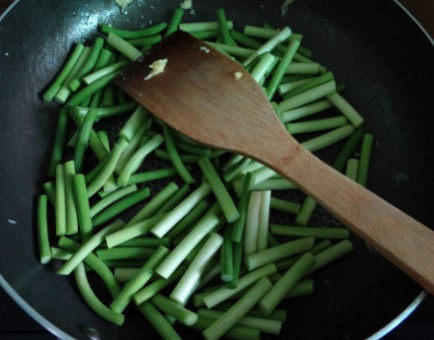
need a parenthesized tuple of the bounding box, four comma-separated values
(0, 0, 433, 339)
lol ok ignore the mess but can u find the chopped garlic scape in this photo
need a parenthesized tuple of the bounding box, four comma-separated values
(144, 59, 168, 80)
(234, 71, 243, 80)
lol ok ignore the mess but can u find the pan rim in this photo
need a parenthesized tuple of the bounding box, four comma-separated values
(0, 0, 430, 339)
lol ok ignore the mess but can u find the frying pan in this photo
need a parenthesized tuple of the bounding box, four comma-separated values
(0, 0, 433, 339)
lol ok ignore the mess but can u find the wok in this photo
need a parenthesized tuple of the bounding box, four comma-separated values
(0, 0, 433, 339)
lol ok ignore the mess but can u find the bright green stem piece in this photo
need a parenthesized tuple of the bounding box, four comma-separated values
(266, 39, 300, 100)
(134, 265, 186, 304)
(170, 233, 223, 305)
(48, 109, 68, 177)
(110, 246, 169, 313)
(281, 99, 332, 123)
(357, 134, 374, 187)
(100, 22, 167, 38)
(302, 125, 355, 153)
(327, 92, 364, 128)
(90, 185, 137, 217)
(87, 138, 129, 197)
(72, 174, 92, 240)
(165, 8, 184, 37)
(270, 225, 350, 239)
(92, 187, 151, 227)
(284, 71, 334, 99)
(244, 191, 262, 256)
(64, 161, 79, 235)
(250, 178, 296, 191)
(245, 237, 315, 271)
(243, 26, 291, 66)
(162, 125, 195, 183)
(37, 195, 51, 264)
(119, 106, 148, 142)
(137, 302, 181, 340)
(167, 200, 209, 239)
(220, 226, 234, 282)
(286, 279, 314, 298)
(55, 164, 67, 236)
(270, 197, 300, 215)
(286, 116, 348, 135)
(128, 182, 178, 227)
(127, 168, 177, 185)
(216, 8, 236, 45)
(180, 21, 233, 33)
(203, 277, 272, 340)
(151, 183, 211, 238)
(310, 240, 353, 273)
(231, 174, 251, 243)
(105, 214, 165, 248)
(278, 81, 336, 112)
(117, 134, 163, 186)
(107, 32, 142, 61)
(96, 247, 153, 261)
(251, 53, 276, 85)
(257, 190, 271, 251)
(155, 212, 219, 279)
(193, 314, 260, 340)
(58, 237, 120, 298)
(74, 263, 124, 325)
(152, 294, 198, 325)
(83, 61, 128, 84)
(75, 109, 99, 172)
(66, 70, 121, 107)
(43, 43, 85, 101)
(345, 158, 359, 181)
(258, 253, 315, 315)
(198, 308, 282, 334)
(203, 263, 277, 309)
(57, 220, 124, 275)
(126, 35, 162, 46)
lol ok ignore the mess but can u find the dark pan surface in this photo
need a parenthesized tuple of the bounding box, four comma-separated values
(0, 0, 433, 339)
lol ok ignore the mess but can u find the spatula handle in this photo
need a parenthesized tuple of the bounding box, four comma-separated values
(268, 139, 434, 294)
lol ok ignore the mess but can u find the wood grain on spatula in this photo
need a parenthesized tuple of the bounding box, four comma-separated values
(116, 31, 434, 294)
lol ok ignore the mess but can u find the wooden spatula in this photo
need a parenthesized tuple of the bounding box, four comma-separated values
(116, 31, 434, 294)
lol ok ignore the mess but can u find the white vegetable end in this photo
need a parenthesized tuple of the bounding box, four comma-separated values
(181, 0, 193, 10)
(200, 46, 210, 54)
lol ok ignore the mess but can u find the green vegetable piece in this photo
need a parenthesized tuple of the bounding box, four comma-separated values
(37, 195, 51, 264)
(258, 253, 315, 315)
(74, 263, 124, 325)
(198, 157, 239, 223)
(57, 220, 124, 275)
(72, 174, 92, 240)
(43, 43, 85, 101)
(357, 134, 374, 187)
(92, 187, 151, 227)
(137, 302, 181, 340)
(203, 277, 272, 340)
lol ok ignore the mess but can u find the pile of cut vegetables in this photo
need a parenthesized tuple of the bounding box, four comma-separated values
(37, 6, 374, 340)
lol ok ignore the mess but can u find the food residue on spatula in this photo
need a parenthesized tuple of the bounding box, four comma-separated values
(115, 0, 135, 12)
(144, 59, 168, 80)
(234, 71, 243, 80)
